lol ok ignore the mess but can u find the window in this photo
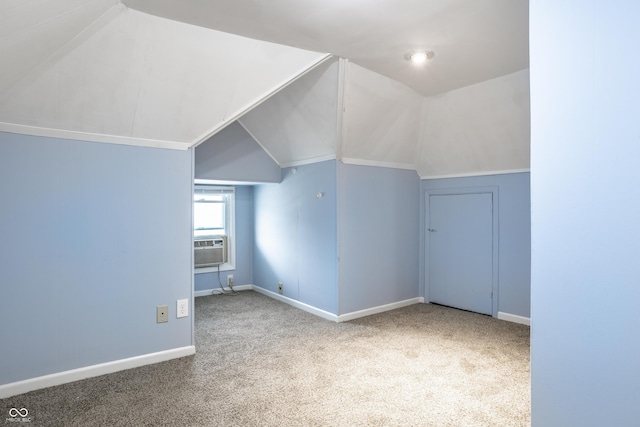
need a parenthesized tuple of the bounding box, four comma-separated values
(194, 185, 235, 271)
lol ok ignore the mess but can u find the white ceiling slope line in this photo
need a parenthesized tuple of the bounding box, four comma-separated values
(0, 6, 330, 149)
(192, 53, 334, 149)
(237, 58, 339, 165)
(334, 58, 348, 162)
(341, 63, 424, 168)
(235, 120, 280, 166)
(0, 0, 119, 96)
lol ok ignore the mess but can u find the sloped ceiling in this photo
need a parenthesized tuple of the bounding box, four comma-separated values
(239, 58, 339, 167)
(0, 2, 329, 149)
(123, 0, 529, 97)
(235, 59, 427, 171)
(341, 63, 425, 170)
(1, 0, 530, 177)
(0, 0, 118, 95)
(236, 57, 528, 175)
(418, 69, 530, 178)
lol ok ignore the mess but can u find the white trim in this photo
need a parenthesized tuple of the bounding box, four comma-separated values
(497, 312, 531, 326)
(189, 147, 196, 346)
(194, 178, 277, 186)
(420, 168, 530, 180)
(335, 58, 348, 161)
(193, 185, 236, 272)
(280, 154, 336, 168)
(341, 157, 416, 171)
(337, 297, 424, 322)
(0, 346, 195, 399)
(194, 285, 252, 297)
(191, 53, 334, 149)
(0, 122, 190, 151)
(194, 265, 235, 274)
(251, 286, 339, 322)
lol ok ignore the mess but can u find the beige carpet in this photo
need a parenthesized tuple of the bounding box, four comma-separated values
(1, 291, 530, 426)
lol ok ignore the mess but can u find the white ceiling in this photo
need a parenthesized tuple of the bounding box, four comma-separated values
(0, 1, 328, 148)
(0, 0, 118, 95)
(235, 59, 530, 177)
(0, 0, 530, 177)
(341, 62, 425, 170)
(239, 58, 339, 167)
(123, 0, 529, 97)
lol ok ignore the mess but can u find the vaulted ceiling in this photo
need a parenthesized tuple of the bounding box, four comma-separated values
(0, 0, 328, 148)
(124, 0, 529, 97)
(0, 0, 530, 178)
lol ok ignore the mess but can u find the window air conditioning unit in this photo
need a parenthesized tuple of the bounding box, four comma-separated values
(194, 236, 227, 268)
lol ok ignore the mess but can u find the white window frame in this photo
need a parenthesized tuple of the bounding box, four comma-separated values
(193, 183, 236, 273)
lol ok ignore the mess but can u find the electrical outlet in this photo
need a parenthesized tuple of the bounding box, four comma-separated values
(278, 282, 283, 294)
(176, 299, 188, 318)
(227, 275, 234, 287)
(156, 305, 169, 323)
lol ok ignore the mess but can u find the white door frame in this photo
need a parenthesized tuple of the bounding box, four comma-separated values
(423, 186, 500, 317)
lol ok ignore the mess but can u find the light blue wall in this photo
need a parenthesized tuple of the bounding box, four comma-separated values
(253, 160, 337, 314)
(337, 163, 420, 314)
(0, 132, 192, 385)
(195, 121, 280, 183)
(530, 2, 640, 425)
(194, 185, 253, 292)
(421, 173, 531, 318)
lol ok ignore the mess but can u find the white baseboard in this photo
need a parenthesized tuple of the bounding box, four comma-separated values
(210, 285, 425, 324)
(337, 297, 425, 322)
(497, 312, 531, 326)
(197, 284, 340, 322)
(251, 286, 339, 322)
(199, 288, 530, 328)
(194, 284, 252, 297)
(0, 346, 195, 399)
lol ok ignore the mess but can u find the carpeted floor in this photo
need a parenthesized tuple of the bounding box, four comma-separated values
(1, 291, 530, 426)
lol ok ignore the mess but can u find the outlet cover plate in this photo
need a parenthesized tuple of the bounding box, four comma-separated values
(177, 299, 188, 318)
(157, 305, 169, 323)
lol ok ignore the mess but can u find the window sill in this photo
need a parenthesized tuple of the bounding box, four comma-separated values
(194, 263, 235, 274)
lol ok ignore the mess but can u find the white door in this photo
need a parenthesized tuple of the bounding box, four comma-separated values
(428, 193, 493, 315)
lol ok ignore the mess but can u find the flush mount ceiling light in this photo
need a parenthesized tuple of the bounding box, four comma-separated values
(404, 50, 435, 64)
